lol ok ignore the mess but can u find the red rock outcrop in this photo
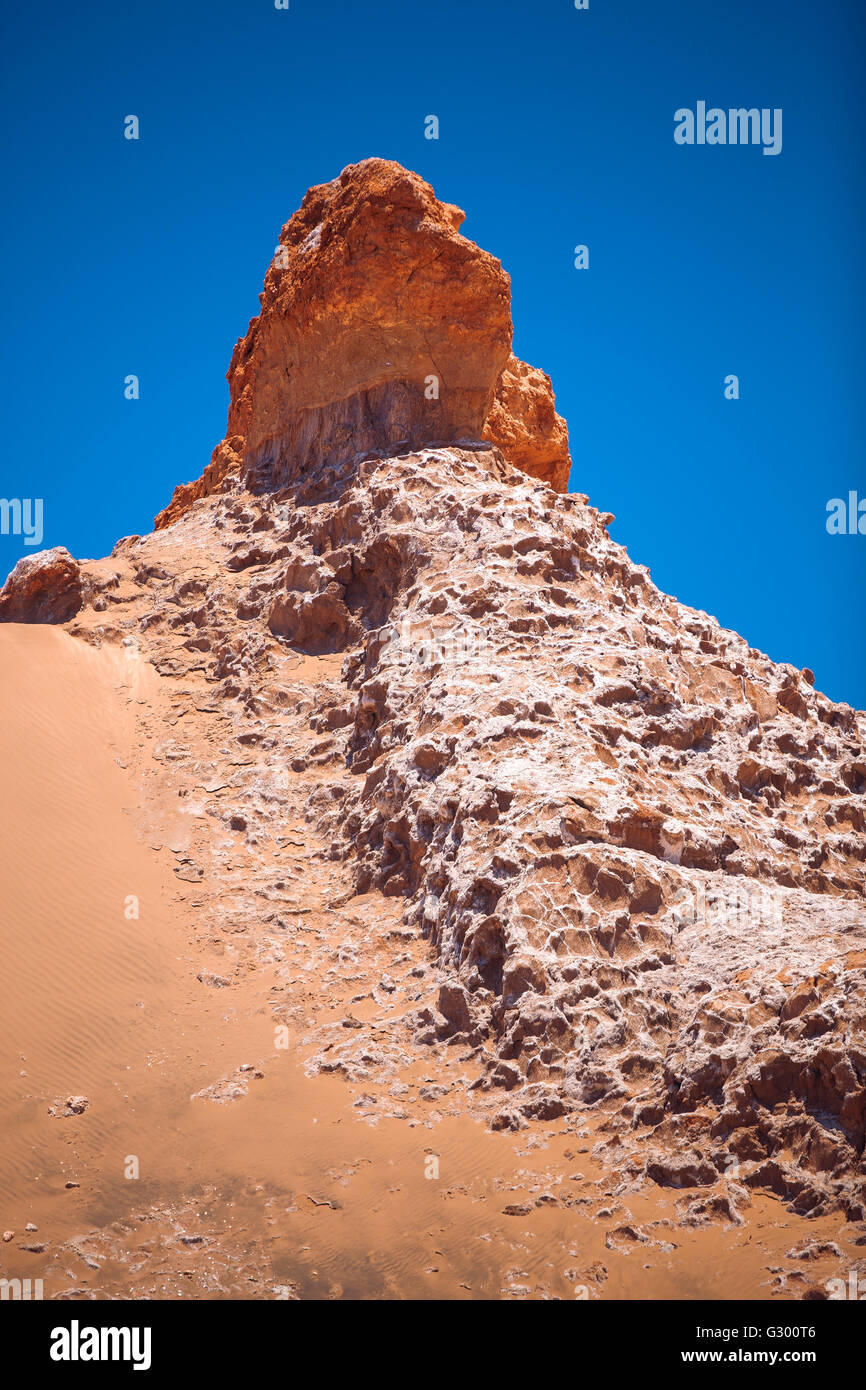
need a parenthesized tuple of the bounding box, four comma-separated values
(156, 159, 569, 527)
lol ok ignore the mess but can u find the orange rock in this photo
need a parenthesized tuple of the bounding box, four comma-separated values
(156, 159, 569, 527)
(483, 354, 570, 491)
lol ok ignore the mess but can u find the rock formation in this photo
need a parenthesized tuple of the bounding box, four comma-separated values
(0, 546, 83, 624)
(155, 159, 568, 526)
(483, 354, 570, 490)
(3, 159, 864, 1233)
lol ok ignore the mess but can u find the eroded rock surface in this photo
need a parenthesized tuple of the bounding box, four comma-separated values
(0, 547, 82, 624)
(483, 355, 570, 491)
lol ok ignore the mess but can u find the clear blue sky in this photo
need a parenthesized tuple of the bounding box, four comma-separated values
(2, 0, 864, 706)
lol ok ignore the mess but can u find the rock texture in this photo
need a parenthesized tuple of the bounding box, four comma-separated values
(3, 161, 864, 1231)
(156, 159, 568, 526)
(483, 355, 570, 491)
(0, 547, 82, 624)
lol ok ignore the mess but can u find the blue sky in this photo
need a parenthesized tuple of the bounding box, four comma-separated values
(2, 0, 864, 705)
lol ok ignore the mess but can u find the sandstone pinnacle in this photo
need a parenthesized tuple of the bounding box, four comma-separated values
(155, 158, 570, 528)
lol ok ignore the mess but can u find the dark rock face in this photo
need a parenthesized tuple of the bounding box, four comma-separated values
(0, 547, 82, 624)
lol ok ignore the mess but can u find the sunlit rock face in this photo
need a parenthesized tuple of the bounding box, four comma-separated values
(155, 159, 569, 527)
